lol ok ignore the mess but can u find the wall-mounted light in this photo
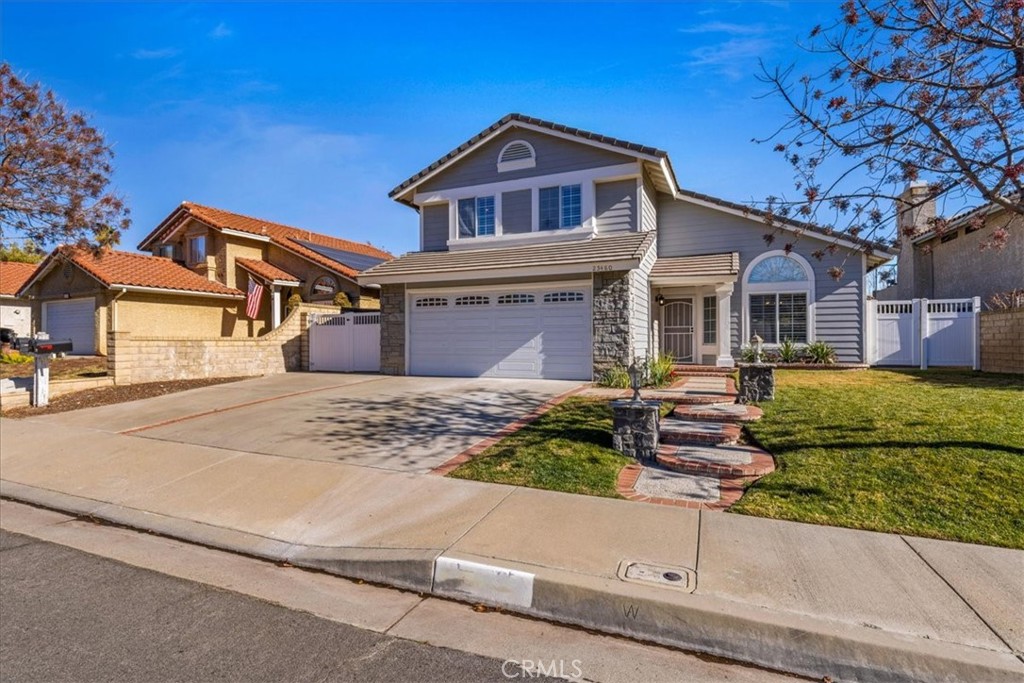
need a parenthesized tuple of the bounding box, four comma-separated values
(656, 293, 666, 306)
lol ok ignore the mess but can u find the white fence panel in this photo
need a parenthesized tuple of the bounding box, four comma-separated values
(868, 298, 979, 369)
(309, 313, 381, 372)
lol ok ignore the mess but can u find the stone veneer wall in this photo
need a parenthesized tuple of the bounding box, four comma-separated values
(980, 308, 1024, 375)
(107, 304, 318, 385)
(592, 270, 632, 378)
(379, 283, 406, 375)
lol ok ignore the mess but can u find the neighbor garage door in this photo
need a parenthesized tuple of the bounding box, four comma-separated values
(408, 285, 591, 380)
(43, 298, 96, 355)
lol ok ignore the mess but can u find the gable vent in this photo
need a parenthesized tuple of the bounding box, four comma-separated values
(497, 140, 537, 172)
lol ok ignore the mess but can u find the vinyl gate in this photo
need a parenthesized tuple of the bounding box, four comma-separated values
(308, 312, 381, 372)
(868, 298, 980, 369)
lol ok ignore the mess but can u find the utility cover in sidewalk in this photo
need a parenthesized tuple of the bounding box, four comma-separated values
(617, 561, 696, 592)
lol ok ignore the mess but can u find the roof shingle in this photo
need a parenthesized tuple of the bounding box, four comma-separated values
(235, 258, 302, 284)
(650, 252, 740, 281)
(1, 261, 39, 297)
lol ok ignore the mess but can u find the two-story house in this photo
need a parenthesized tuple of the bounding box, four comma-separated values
(19, 202, 391, 355)
(360, 114, 895, 380)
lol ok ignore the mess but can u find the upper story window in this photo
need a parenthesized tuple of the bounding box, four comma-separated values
(539, 184, 582, 231)
(187, 235, 206, 264)
(458, 196, 495, 237)
(497, 140, 536, 173)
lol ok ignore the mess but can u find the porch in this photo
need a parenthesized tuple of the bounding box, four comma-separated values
(649, 253, 739, 368)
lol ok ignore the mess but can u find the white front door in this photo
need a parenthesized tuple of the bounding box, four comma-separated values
(42, 298, 96, 355)
(662, 299, 694, 363)
(408, 285, 592, 380)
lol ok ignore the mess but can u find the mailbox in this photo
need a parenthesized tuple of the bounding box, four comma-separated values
(27, 338, 74, 355)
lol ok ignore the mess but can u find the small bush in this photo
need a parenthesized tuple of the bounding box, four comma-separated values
(0, 351, 33, 365)
(598, 365, 630, 389)
(287, 293, 303, 308)
(805, 340, 837, 364)
(646, 354, 674, 387)
(777, 338, 803, 363)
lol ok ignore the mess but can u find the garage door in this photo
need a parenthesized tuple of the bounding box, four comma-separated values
(409, 286, 591, 380)
(43, 298, 96, 355)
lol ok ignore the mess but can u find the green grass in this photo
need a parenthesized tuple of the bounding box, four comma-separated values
(450, 397, 643, 498)
(733, 369, 1024, 549)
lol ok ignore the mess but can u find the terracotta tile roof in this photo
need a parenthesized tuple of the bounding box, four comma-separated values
(0, 261, 39, 297)
(390, 113, 671, 200)
(360, 231, 655, 284)
(235, 258, 302, 284)
(140, 203, 393, 280)
(24, 248, 243, 297)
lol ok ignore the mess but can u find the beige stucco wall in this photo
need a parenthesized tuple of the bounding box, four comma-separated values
(980, 308, 1023, 375)
(116, 293, 257, 339)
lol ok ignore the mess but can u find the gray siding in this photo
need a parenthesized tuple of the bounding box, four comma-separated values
(629, 238, 657, 360)
(502, 189, 532, 235)
(422, 204, 449, 252)
(640, 174, 658, 232)
(595, 179, 636, 233)
(658, 199, 865, 362)
(419, 128, 634, 193)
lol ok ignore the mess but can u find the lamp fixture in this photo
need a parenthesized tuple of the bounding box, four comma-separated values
(656, 293, 666, 306)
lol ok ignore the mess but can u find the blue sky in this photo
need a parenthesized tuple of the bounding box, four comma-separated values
(3, 1, 844, 256)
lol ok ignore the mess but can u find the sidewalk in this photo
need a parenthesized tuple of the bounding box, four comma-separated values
(1, 415, 1021, 683)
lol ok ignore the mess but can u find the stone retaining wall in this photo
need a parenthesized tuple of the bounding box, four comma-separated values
(107, 304, 318, 385)
(379, 284, 406, 375)
(979, 308, 1024, 375)
(592, 271, 632, 378)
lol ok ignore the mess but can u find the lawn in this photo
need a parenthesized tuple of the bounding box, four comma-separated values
(734, 369, 1024, 549)
(0, 355, 107, 380)
(449, 397, 636, 498)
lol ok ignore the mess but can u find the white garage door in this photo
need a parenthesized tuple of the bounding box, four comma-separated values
(43, 298, 96, 355)
(409, 286, 592, 380)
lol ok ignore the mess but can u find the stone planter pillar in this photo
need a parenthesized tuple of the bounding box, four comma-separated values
(738, 364, 776, 403)
(610, 399, 662, 463)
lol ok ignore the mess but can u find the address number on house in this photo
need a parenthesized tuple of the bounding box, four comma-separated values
(592, 264, 614, 272)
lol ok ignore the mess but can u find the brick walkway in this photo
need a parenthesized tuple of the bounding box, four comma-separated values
(616, 374, 774, 510)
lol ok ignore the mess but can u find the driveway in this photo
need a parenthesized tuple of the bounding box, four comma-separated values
(32, 374, 580, 473)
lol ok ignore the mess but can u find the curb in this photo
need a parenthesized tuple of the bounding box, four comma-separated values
(3, 481, 1021, 683)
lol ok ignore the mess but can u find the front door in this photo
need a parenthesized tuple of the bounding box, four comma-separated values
(662, 299, 694, 363)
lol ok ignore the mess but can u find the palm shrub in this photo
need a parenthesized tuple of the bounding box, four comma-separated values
(777, 338, 803, 363)
(646, 354, 674, 387)
(806, 340, 837, 364)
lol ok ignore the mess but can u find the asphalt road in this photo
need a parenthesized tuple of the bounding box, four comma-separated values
(0, 530, 518, 682)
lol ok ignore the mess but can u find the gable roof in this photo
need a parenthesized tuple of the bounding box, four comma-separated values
(1, 261, 39, 297)
(390, 113, 681, 204)
(138, 202, 393, 281)
(20, 247, 243, 298)
(911, 194, 1021, 245)
(677, 189, 898, 265)
(360, 231, 655, 285)
(236, 258, 302, 286)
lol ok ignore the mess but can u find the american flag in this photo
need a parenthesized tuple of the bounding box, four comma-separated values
(245, 278, 264, 319)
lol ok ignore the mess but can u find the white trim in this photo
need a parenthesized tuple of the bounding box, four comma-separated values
(219, 227, 272, 243)
(676, 193, 882, 256)
(496, 140, 537, 173)
(740, 250, 816, 346)
(113, 285, 245, 299)
(367, 259, 640, 286)
(409, 279, 591, 296)
(861, 251, 869, 363)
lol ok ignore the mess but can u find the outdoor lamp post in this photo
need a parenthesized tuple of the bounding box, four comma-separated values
(627, 361, 643, 402)
(751, 333, 764, 364)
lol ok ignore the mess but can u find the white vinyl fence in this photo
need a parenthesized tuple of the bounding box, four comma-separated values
(308, 312, 381, 372)
(868, 298, 980, 369)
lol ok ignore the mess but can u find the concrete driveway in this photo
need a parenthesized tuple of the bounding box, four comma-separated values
(34, 373, 580, 474)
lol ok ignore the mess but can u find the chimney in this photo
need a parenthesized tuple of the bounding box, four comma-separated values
(895, 182, 935, 299)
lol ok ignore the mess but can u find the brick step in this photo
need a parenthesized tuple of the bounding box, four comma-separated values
(670, 403, 763, 423)
(671, 365, 735, 377)
(644, 390, 739, 405)
(659, 417, 741, 446)
(655, 443, 775, 479)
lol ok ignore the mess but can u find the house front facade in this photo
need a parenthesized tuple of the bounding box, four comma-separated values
(1, 261, 37, 338)
(360, 114, 893, 380)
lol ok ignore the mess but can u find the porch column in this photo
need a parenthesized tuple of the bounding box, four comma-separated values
(271, 286, 281, 329)
(715, 282, 735, 367)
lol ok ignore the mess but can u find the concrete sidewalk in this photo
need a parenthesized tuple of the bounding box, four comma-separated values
(1, 416, 1021, 682)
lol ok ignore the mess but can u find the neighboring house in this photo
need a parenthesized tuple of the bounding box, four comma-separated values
(0, 261, 38, 338)
(19, 202, 392, 356)
(879, 183, 1023, 305)
(360, 114, 895, 380)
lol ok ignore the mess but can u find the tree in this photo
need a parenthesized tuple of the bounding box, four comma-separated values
(0, 238, 44, 263)
(0, 62, 129, 250)
(758, 0, 1023, 274)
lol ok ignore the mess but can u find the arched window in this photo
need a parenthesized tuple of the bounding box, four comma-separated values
(743, 252, 814, 345)
(497, 140, 536, 172)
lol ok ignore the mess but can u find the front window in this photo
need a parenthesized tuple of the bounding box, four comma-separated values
(703, 295, 716, 344)
(187, 236, 206, 264)
(745, 252, 812, 345)
(457, 196, 496, 237)
(539, 184, 582, 230)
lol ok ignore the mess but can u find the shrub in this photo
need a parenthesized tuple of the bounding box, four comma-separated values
(646, 354, 674, 387)
(805, 340, 837, 364)
(0, 350, 33, 365)
(988, 289, 1024, 310)
(777, 338, 803, 363)
(598, 365, 630, 389)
